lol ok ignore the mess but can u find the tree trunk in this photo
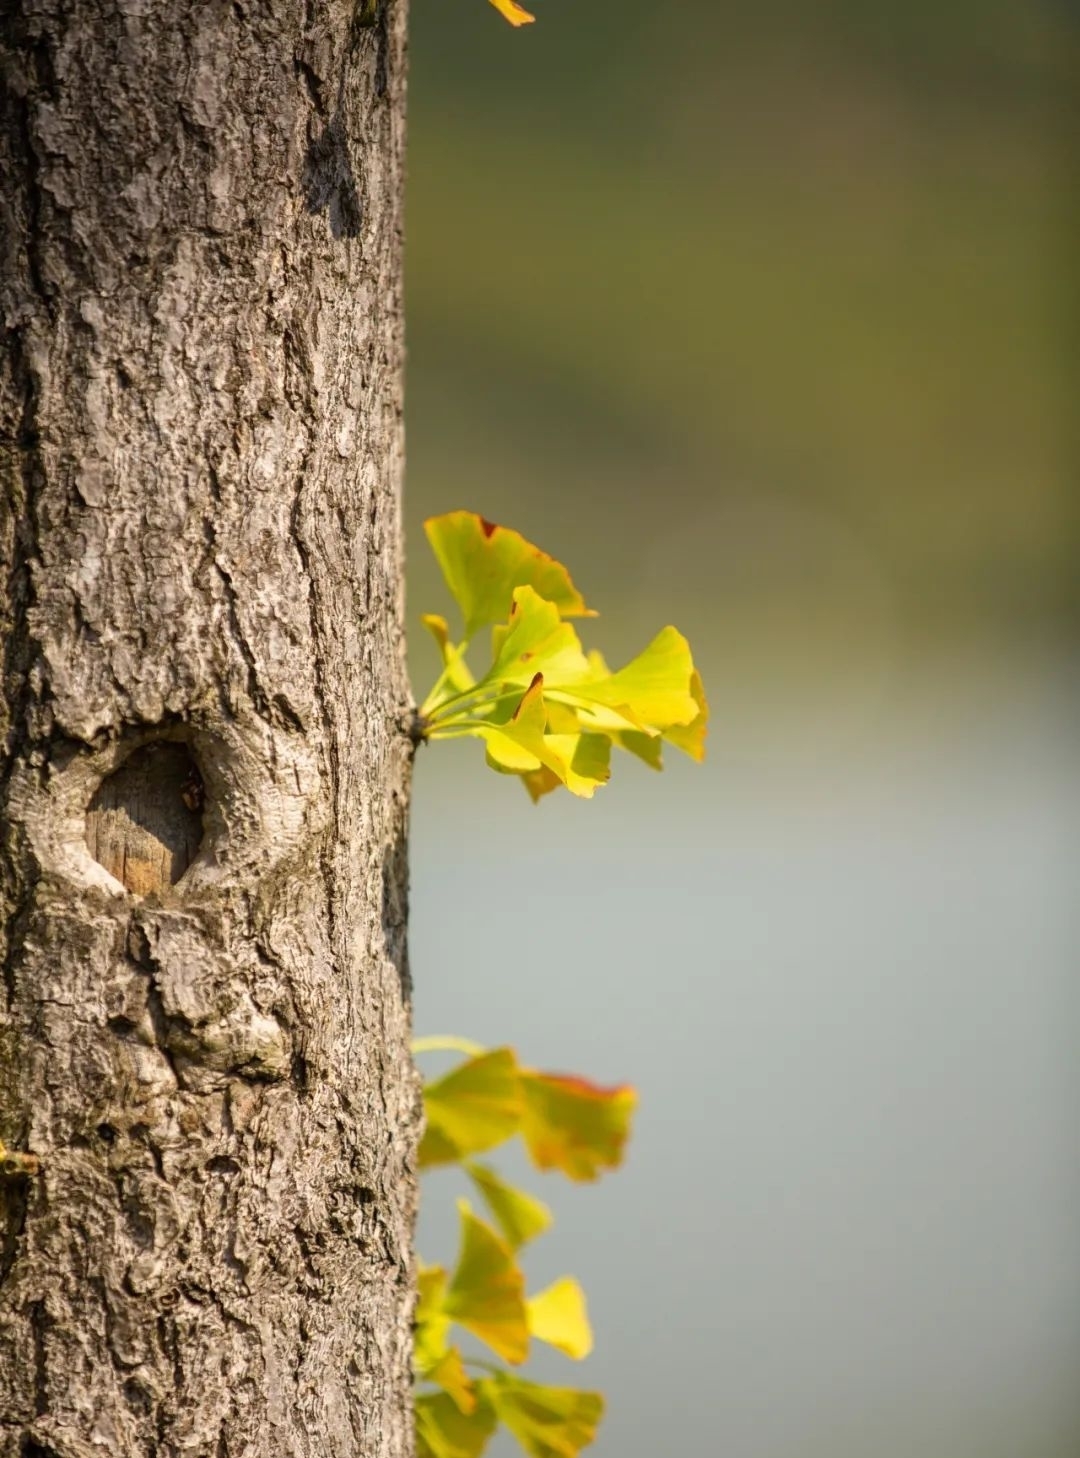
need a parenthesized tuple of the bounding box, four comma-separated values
(0, 2, 416, 1454)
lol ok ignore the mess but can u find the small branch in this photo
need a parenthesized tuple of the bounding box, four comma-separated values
(0, 1138, 40, 1180)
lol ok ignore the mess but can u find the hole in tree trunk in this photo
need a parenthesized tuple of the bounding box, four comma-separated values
(85, 742, 204, 895)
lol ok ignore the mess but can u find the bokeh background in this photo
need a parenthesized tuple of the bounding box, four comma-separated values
(403, 2, 1079, 1455)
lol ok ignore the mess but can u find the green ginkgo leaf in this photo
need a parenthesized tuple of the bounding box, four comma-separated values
(426, 512, 593, 637)
(466, 1161, 553, 1249)
(420, 1049, 524, 1168)
(445, 1200, 530, 1364)
(483, 588, 591, 689)
(478, 1375, 604, 1458)
(559, 624, 700, 732)
(416, 1391, 498, 1458)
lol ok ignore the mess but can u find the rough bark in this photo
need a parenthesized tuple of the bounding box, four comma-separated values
(0, 1, 417, 1454)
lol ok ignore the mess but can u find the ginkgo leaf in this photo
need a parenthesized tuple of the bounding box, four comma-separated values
(476, 675, 611, 800)
(567, 626, 700, 731)
(480, 674, 547, 776)
(661, 667, 709, 761)
(420, 1049, 524, 1168)
(522, 766, 563, 803)
(424, 1347, 478, 1416)
(422, 613, 476, 702)
(417, 509, 707, 797)
(613, 730, 664, 770)
(486, 0, 536, 24)
(426, 513, 592, 637)
(485, 589, 591, 690)
(478, 1375, 604, 1458)
(467, 1162, 553, 1249)
(415, 1263, 452, 1372)
(422, 612, 452, 658)
(526, 1278, 593, 1359)
(538, 731, 611, 799)
(542, 700, 582, 735)
(520, 1072, 637, 1182)
(416, 1391, 498, 1458)
(445, 1201, 530, 1364)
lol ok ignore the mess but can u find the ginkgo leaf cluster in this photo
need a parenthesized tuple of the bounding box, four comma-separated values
(418, 511, 707, 800)
(414, 1042, 636, 1458)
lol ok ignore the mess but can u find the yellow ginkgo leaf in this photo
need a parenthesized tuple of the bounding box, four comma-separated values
(522, 765, 563, 803)
(486, 589, 591, 689)
(479, 674, 610, 800)
(487, 0, 536, 23)
(613, 729, 664, 770)
(425, 512, 587, 636)
(422, 613, 476, 704)
(521, 1071, 637, 1182)
(571, 625, 700, 731)
(662, 667, 709, 761)
(445, 1200, 530, 1364)
(415, 1264, 452, 1372)
(417, 509, 707, 797)
(424, 1346, 478, 1416)
(526, 1277, 593, 1360)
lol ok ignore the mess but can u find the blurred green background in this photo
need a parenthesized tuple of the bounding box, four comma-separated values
(404, 3, 1078, 1456)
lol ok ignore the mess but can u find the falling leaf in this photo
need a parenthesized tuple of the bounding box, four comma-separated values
(486, 0, 536, 27)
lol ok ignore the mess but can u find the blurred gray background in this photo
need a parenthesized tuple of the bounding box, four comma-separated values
(404, 1, 1079, 1454)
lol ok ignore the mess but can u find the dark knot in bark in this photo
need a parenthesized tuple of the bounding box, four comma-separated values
(85, 742, 205, 896)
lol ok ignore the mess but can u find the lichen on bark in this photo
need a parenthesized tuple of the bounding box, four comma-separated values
(0, 1, 417, 1453)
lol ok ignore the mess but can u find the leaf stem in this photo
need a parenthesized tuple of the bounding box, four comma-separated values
(419, 637, 474, 717)
(412, 1034, 488, 1058)
(424, 680, 500, 722)
(426, 685, 531, 730)
(461, 1356, 504, 1376)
